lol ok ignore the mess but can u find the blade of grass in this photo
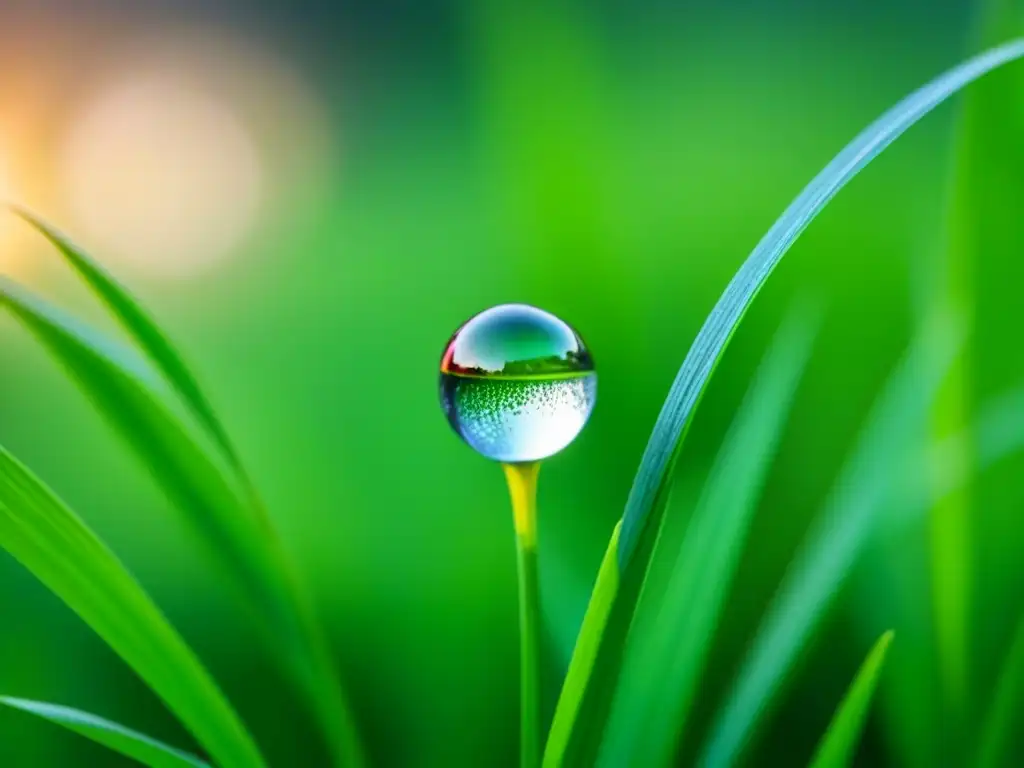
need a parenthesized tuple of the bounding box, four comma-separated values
(926, 0, 1024, 728)
(8, 207, 242, 475)
(550, 40, 1024, 762)
(0, 698, 209, 768)
(698, 312, 961, 766)
(616, 39, 1024, 570)
(599, 304, 819, 766)
(702, 344, 1024, 766)
(0, 279, 362, 767)
(543, 522, 621, 766)
(0, 449, 264, 768)
(7, 209, 364, 766)
(808, 631, 894, 768)
(974, 618, 1024, 768)
(841, 382, 1024, 767)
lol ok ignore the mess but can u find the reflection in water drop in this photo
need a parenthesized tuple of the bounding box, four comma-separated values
(439, 304, 597, 463)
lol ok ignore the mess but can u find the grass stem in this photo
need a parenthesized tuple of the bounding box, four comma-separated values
(504, 461, 542, 768)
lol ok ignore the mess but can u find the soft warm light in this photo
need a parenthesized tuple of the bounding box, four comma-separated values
(61, 73, 263, 278)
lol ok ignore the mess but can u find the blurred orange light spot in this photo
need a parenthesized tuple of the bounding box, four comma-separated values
(61, 73, 263, 279)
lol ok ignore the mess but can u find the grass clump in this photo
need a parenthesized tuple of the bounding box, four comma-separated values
(2, 37, 1024, 768)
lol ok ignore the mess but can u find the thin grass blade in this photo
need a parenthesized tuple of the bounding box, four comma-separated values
(599, 305, 819, 766)
(0, 450, 264, 767)
(698, 312, 961, 767)
(0, 279, 363, 766)
(551, 40, 1024, 762)
(0, 698, 209, 768)
(809, 631, 894, 768)
(616, 39, 1024, 569)
(9, 206, 242, 474)
(974, 619, 1024, 768)
(543, 523, 621, 766)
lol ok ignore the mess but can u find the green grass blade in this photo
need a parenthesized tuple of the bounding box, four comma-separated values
(974, 619, 1024, 768)
(925, 0, 1024, 726)
(616, 38, 1024, 569)
(809, 631, 894, 768)
(0, 279, 363, 767)
(10, 206, 242, 474)
(599, 305, 819, 766)
(0, 698, 210, 768)
(0, 450, 264, 768)
(543, 522, 621, 767)
(551, 41, 1024, 763)
(699, 314, 962, 767)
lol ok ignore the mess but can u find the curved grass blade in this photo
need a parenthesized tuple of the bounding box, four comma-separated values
(598, 305, 819, 766)
(809, 631, 894, 768)
(974, 618, 1024, 768)
(616, 38, 1024, 568)
(543, 523, 621, 767)
(698, 314, 962, 767)
(0, 698, 209, 768)
(0, 279, 363, 767)
(0, 449, 264, 768)
(8, 206, 242, 476)
(551, 40, 1024, 762)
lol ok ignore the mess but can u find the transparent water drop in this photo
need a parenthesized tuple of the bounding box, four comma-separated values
(439, 303, 597, 463)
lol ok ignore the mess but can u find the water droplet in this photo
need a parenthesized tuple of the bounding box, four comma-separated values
(439, 303, 597, 463)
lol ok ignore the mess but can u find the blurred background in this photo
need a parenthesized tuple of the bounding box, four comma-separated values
(0, 0, 1021, 765)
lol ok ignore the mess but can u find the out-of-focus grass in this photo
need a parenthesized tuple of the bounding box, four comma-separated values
(600, 304, 818, 765)
(0, 698, 211, 768)
(809, 631, 894, 768)
(0, 447, 261, 766)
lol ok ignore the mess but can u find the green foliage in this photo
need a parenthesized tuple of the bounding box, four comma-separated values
(543, 38, 1024, 766)
(0, 448, 263, 767)
(926, 0, 1024, 721)
(614, 38, 1024, 572)
(0, 227, 362, 765)
(543, 524, 620, 766)
(701, 311, 962, 766)
(974, 620, 1024, 768)
(2, 32, 1024, 768)
(599, 304, 819, 765)
(809, 631, 894, 768)
(0, 698, 210, 768)
(9, 208, 243, 475)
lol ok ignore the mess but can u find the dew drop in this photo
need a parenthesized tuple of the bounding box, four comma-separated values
(439, 303, 597, 463)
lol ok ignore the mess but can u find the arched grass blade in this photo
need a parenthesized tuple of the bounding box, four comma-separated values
(974, 618, 1024, 768)
(0, 698, 210, 768)
(9, 206, 243, 476)
(599, 305, 819, 766)
(616, 38, 1024, 569)
(548, 40, 1024, 763)
(698, 315, 961, 767)
(0, 279, 363, 767)
(809, 631, 894, 768)
(0, 449, 264, 768)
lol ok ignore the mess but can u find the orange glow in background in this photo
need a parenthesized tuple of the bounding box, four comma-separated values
(0, 24, 335, 283)
(61, 73, 264, 279)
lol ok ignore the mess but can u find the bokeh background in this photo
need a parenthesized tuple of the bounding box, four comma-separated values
(1, 0, 1021, 765)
